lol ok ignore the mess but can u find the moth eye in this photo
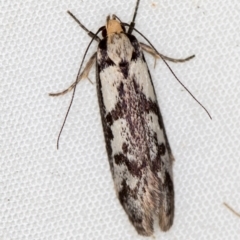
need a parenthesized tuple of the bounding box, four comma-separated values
(121, 25, 126, 33)
(102, 28, 107, 38)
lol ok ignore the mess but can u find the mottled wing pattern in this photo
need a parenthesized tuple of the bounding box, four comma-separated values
(96, 33, 174, 236)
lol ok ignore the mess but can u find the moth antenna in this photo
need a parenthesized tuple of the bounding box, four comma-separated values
(67, 11, 101, 42)
(55, 23, 103, 149)
(132, 26, 212, 120)
(128, 0, 141, 34)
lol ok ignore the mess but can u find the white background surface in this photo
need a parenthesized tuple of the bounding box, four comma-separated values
(1, 0, 240, 239)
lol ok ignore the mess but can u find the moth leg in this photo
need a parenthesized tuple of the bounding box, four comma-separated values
(140, 42, 195, 63)
(49, 52, 96, 97)
(223, 202, 240, 218)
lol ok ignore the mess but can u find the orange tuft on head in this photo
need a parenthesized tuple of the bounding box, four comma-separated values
(106, 19, 123, 36)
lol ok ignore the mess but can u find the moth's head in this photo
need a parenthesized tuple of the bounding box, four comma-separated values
(102, 15, 126, 38)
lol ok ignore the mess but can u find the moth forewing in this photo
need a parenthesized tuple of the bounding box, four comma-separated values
(95, 17, 174, 236)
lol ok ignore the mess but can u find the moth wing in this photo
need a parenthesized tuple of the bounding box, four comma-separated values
(96, 33, 174, 236)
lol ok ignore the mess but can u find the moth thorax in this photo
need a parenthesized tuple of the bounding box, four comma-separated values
(106, 19, 123, 36)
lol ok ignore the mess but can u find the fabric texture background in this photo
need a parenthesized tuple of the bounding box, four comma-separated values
(1, 0, 240, 239)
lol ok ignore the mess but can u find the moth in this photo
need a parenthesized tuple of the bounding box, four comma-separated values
(50, 0, 202, 236)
